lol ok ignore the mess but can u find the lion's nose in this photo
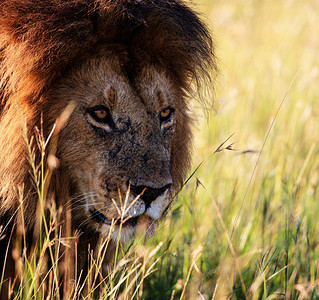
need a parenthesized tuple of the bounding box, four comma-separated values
(130, 184, 172, 209)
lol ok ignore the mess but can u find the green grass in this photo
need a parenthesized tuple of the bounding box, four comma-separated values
(2, 0, 319, 298)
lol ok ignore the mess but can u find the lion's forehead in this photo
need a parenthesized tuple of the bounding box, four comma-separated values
(59, 56, 176, 114)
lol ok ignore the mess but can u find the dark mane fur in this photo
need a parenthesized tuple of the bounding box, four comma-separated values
(0, 0, 216, 217)
(0, 0, 215, 105)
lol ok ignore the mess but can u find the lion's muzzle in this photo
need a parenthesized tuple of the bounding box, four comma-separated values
(131, 183, 172, 220)
(130, 183, 172, 209)
(92, 183, 172, 241)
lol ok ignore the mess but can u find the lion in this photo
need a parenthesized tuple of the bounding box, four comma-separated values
(0, 0, 216, 295)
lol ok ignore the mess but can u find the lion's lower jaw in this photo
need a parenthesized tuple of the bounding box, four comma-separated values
(110, 226, 136, 243)
(98, 214, 155, 243)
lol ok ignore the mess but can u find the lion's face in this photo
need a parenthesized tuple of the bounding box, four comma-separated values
(46, 54, 182, 241)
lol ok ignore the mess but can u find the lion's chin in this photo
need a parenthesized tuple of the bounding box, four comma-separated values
(99, 214, 156, 243)
(136, 215, 156, 239)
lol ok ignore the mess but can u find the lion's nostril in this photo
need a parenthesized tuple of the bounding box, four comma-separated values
(130, 184, 171, 209)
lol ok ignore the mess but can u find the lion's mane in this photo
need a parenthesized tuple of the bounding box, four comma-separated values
(0, 0, 215, 223)
(0, 0, 216, 278)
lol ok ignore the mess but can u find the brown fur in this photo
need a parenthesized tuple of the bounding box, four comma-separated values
(0, 0, 216, 294)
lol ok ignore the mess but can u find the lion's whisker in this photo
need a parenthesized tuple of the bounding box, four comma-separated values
(72, 192, 99, 200)
(62, 192, 99, 209)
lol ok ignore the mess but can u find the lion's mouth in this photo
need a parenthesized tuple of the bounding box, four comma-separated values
(90, 209, 139, 227)
(89, 186, 170, 238)
(90, 208, 156, 238)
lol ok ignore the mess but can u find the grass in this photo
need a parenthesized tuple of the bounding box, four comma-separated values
(2, 0, 319, 298)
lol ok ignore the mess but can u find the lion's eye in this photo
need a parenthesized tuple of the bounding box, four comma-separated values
(159, 108, 174, 122)
(88, 106, 111, 123)
(95, 109, 108, 120)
